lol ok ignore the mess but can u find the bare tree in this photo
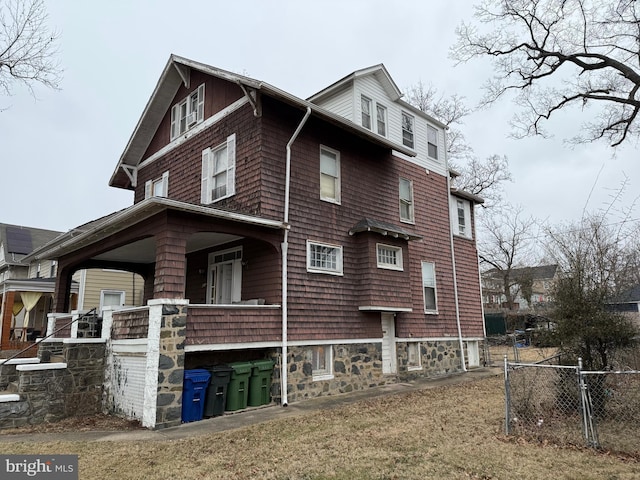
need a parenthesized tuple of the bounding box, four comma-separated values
(404, 81, 512, 207)
(479, 204, 538, 310)
(545, 212, 639, 370)
(452, 0, 640, 147)
(0, 0, 61, 98)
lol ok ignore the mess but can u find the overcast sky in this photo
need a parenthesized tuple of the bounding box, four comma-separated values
(1, 0, 638, 236)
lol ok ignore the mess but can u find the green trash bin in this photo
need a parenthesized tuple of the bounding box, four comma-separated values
(204, 365, 234, 417)
(248, 359, 275, 407)
(225, 362, 252, 411)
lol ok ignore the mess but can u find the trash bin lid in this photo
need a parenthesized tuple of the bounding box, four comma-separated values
(184, 368, 211, 383)
(251, 359, 275, 371)
(211, 364, 234, 373)
(229, 362, 252, 375)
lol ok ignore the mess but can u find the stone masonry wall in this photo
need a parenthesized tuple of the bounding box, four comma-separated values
(285, 343, 390, 403)
(396, 340, 463, 381)
(154, 304, 187, 429)
(0, 340, 106, 429)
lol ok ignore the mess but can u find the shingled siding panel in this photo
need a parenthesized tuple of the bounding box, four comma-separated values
(142, 71, 245, 160)
(453, 236, 485, 337)
(186, 306, 281, 345)
(135, 103, 271, 221)
(112, 310, 150, 340)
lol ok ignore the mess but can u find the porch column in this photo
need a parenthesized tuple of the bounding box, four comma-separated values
(153, 230, 188, 299)
(53, 266, 74, 313)
(0, 291, 15, 350)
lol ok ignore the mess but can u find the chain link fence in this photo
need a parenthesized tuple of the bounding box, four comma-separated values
(505, 356, 640, 456)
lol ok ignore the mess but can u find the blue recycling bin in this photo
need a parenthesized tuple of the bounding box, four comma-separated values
(182, 369, 211, 423)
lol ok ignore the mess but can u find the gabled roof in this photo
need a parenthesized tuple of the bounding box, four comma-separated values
(0, 223, 63, 267)
(483, 265, 558, 281)
(110, 55, 417, 189)
(307, 64, 403, 103)
(609, 285, 640, 304)
(307, 63, 447, 130)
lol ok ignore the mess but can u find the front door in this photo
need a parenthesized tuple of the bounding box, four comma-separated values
(381, 313, 397, 374)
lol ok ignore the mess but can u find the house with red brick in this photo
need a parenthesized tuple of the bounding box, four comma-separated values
(25, 55, 485, 428)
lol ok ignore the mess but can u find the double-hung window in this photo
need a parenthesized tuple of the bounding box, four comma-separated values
(320, 146, 340, 203)
(421, 261, 438, 313)
(377, 244, 403, 271)
(361, 95, 372, 130)
(452, 197, 472, 238)
(402, 112, 415, 149)
(427, 125, 438, 159)
(307, 241, 343, 275)
(170, 84, 205, 140)
(376, 104, 387, 136)
(144, 171, 169, 199)
(201, 134, 236, 204)
(399, 178, 414, 223)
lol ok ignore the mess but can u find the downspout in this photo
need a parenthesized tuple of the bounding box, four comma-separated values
(444, 129, 467, 372)
(281, 106, 312, 406)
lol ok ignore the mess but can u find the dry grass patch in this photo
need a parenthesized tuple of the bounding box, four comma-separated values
(1, 375, 638, 479)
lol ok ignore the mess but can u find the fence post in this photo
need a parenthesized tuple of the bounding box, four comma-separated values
(504, 355, 511, 435)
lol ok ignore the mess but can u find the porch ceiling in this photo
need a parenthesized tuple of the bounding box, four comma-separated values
(91, 233, 241, 263)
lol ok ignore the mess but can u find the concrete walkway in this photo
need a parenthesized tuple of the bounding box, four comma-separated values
(0, 366, 502, 444)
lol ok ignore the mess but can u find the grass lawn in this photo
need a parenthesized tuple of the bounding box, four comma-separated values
(1, 354, 638, 479)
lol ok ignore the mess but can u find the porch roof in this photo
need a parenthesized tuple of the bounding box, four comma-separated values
(24, 197, 285, 262)
(0, 278, 79, 294)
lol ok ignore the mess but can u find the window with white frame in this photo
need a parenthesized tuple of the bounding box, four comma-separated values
(319, 146, 340, 203)
(399, 177, 414, 223)
(421, 261, 438, 313)
(307, 241, 343, 275)
(427, 125, 438, 159)
(361, 95, 372, 130)
(402, 112, 414, 149)
(452, 197, 472, 238)
(170, 84, 205, 140)
(376, 104, 387, 136)
(308, 345, 333, 380)
(407, 342, 421, 370)
(376, 244, 403, 271)
(145, 171, 169, 199)
(100, 290, 125, 315)
(201, 134, 236, 204)
(207, 247, 242, 304)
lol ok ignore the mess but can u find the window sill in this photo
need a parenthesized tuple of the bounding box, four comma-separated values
(312, 373, 334, 382)
(424, 310, 438, 315)
(407, 366, 422, 372)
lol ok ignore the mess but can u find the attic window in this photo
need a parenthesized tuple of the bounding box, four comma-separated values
(402, 112, 414, 149)
(170, 84, 205, 140)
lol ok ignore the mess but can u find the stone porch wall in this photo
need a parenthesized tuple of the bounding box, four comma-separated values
(0, 339, 106, 429)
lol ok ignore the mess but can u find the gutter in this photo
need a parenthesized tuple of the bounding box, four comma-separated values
(281, 106, 312, 407)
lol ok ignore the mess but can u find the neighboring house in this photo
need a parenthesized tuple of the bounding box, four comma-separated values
(25, 56, 485, 428)
(0, 223, 144, 351)
(608, 285, 640, 328)
(482, 264, 558, 313)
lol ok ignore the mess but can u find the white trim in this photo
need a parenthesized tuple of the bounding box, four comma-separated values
(0, 394, 20, 402)
(39, 337, 106, 344)
(358, 306, 412, 312)
(139, 97, 249, 171)
(306, 240, 343, 275)
(376, 243, 403, 271)
(112, 339, 148, 354)
(0, 357, 40, 365)
(319, 145, 341, 204)
(17, 363, 67, 371)
(184, 337, 383, 352)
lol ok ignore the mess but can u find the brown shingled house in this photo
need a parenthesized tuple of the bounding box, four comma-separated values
(25, 56, 485, 428)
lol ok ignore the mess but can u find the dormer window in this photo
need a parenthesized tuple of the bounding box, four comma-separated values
(170, 84, 205, 140)
(361, 95, 372, 130)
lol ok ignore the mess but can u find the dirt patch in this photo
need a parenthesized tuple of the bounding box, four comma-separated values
(0, 414, 143, 436)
